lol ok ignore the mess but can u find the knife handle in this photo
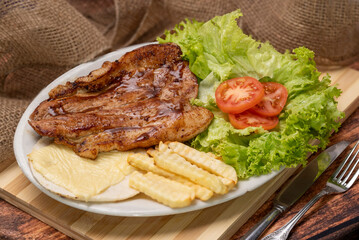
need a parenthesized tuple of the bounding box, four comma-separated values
(240, 205, 286, 240)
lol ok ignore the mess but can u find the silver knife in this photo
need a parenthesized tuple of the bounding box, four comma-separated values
(240, 140, 350, 240)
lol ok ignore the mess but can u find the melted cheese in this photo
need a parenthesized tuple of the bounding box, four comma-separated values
(28, 144, 131, 200)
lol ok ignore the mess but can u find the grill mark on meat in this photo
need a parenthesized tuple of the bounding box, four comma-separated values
(29, 44, 213, 159)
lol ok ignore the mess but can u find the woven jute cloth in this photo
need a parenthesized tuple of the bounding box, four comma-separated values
(1, 0, 358, 163)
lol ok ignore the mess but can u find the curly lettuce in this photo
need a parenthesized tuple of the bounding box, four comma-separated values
(158, 9, 343, 178)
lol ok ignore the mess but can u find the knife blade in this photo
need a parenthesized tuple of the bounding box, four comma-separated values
(240, 140, 350, 240)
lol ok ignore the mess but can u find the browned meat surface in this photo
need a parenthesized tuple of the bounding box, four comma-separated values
(29, 43, 213, 159)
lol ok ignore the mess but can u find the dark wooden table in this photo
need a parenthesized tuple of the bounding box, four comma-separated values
(232, 106, 359, 240)
(1, 109, 358, 240)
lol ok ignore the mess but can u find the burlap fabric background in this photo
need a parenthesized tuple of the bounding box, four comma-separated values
(1, 0, 358, 164)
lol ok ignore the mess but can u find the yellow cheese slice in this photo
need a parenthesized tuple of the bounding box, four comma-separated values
(28, 143, 130, 201)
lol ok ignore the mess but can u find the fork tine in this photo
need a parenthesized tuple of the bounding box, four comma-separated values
(342, 147, 359, 183)
(334, 140, 359, 180)
(346, 161, 359, 188)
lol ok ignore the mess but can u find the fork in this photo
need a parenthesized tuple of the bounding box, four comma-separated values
(262, 139, 359, 240)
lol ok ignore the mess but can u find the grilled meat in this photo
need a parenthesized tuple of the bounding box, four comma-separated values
(29, 43, 213, 159)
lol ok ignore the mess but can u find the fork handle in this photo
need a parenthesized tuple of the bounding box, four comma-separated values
(240, 205, 286, 240)
(262, 189, 329, 240)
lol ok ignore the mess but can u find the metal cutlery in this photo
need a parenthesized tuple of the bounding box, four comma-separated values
(241, 140, 350, 240)
(262, 139, 359, 240)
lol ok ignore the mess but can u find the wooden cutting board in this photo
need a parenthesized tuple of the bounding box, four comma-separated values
(1, 66, 358, 240)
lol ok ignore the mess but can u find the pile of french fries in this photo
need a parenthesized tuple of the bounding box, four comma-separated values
(128, 142, 238, 208)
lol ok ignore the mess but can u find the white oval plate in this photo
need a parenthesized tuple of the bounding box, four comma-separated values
(14, 43, 282, 217)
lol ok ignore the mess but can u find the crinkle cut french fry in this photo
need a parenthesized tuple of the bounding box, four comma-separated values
(171, 176, 213, 201)
(191, 184, 213, 201)
(206, 152, 221, 160)
(158, 142, 169, 152)
(150, 143, 232, 194)
(167, 142, 238, 183)
(146, 148, 158, 157)
(218, 176, 236, 191)
(129, 171, 194, 208)
(154, 151, 227, 194)
(128, 153, 173, 178)
(128, 153, 213, 201)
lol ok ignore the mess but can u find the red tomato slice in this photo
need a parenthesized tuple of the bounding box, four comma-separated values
(228, 111, 279, 130)
(215, 77, 264, 114)
(250, 82, 288, 117)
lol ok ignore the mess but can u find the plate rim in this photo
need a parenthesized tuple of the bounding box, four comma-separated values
(13, 43, 282, 217)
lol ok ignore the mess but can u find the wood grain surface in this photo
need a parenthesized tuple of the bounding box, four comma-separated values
(1, 65, 359, 239)
(232, 107, 359, 240)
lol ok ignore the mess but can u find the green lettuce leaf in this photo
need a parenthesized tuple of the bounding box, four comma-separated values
(158, 10, 343, 178)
